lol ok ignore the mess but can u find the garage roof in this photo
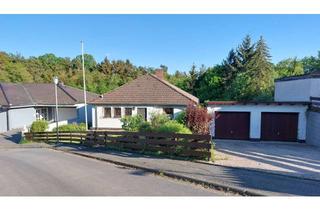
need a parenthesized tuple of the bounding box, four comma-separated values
(207, 101, 310, 106)
(275, 70, 320, 82)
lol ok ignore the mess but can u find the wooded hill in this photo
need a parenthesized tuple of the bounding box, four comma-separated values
(1, 35, 319, 102)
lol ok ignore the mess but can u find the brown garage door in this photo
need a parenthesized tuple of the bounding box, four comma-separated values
(215, 112, 250, 140)
(261, 112, 298, 141)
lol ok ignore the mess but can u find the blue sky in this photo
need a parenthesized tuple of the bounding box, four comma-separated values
(0, 15, 319, 73)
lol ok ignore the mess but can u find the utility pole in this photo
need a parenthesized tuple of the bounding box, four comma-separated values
(53, 76, 59, 143)
(81, 41, 88, 130)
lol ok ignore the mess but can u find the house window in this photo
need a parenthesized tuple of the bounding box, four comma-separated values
(163, 108, 174, 119)
(114, 108, 122, 118)
(104, 107, 111, 118)
(36, 107, 54, 122)
(125, 108, 132, 116)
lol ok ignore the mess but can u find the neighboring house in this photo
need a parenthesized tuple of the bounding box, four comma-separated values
(89, 70, 199, 129)
(0, 83, 98, 132)
(275, 70, 320, 102)
(207, 70, 320, 143)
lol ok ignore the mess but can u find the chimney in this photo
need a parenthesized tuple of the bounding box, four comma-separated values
(154, 69, 165, 80)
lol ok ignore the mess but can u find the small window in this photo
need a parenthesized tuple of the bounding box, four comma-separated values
(36, 107, 54, 122)
(114, 108, 122, 118)
(104, 107, 111, 118)
(125, 108, 132, 116)
(163, 108, 174, 119)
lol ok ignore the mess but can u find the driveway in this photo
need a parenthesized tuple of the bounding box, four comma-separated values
(0, 129, 22, 146)
(214, 140, 320, 180)
(0, 148, 226, 196)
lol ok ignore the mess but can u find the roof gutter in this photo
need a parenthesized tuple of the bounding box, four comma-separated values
(4, 104, 77, 109)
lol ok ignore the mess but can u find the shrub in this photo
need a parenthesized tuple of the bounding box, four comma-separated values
(139, 121, 152, 132)
(174, 111, 186, 125)
(30, 120, 48, 132)
(53, 123, 86, 132)
(156, 120, 192, 134)
(150, 112, 170, 129)
(186, 104, 213, 134)
(121, 115, 146, 132)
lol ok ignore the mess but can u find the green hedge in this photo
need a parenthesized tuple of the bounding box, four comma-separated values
(30, 120, 48, 132)
(155, 120, 192, 134)
(53, 123, 86, 132)
(121, 113, 191, 134)
(121, 115, 146, 132)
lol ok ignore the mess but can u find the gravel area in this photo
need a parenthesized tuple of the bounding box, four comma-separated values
(214, 140, 320, 181)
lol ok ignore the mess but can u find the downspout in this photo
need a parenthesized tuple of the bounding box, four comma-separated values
(6, 108, 9, 131)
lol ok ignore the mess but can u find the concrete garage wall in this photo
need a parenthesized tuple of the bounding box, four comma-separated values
(208, 104, 308, 140)
(306, 111, 320, 147)
(8, 107, 36, 130)
(94, 105, 185, 129)
(76, 104, 93, 126)
(275, 78, 320, 102)
(0, 110, 7, 132)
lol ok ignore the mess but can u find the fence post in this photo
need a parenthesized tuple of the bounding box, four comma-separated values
(104, 131, 107, 148)
(46, 132, 48, 143)
(94, 131, 97, 146)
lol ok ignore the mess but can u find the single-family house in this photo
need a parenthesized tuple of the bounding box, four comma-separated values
(89, 70, 199, 129)
(207, 70, 320, 144)
(0, 83, 98, 132)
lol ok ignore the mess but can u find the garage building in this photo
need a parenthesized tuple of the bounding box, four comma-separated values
(207, 101, 309, 142)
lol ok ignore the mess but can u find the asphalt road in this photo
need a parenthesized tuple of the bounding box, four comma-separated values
(0, 148, 227, 196)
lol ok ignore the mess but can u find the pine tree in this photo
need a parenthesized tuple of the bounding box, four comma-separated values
(246, 36, 274, 100)
(186, 64, 199, 96)
(224, 35, 274, 101)
(236, 35, 255, 71)
(222, 49, 239, 84)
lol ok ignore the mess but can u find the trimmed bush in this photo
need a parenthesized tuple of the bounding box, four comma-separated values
(121, 114, 191, 134)
(186, 104, 213, 134)
(150, 112, 170, 129)
(30, 120, 48, 132)
(174, 111, 186, 125)
(139, 121, 152, 132)
(121, 115, 146, 132)
(156, 120, 192, 134)
(53, 123, 86, 132)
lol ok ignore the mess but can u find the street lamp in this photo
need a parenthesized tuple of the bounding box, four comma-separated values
(53, 76, 59, 143)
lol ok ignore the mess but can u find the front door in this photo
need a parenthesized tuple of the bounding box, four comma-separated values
(137, 108, 147, 121)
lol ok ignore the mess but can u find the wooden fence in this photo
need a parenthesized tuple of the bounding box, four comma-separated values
(24, 131, 212, 160)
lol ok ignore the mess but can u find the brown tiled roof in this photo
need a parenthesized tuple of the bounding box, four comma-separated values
(90, 74, 199, 106)
(275, 70, 320, 82)
(0, 83, 98, 107)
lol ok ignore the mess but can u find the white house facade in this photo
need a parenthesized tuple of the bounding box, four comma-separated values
(92, 105, 185, 129)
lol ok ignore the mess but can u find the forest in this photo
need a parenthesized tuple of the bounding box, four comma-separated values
(1, 35, 320, 102)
